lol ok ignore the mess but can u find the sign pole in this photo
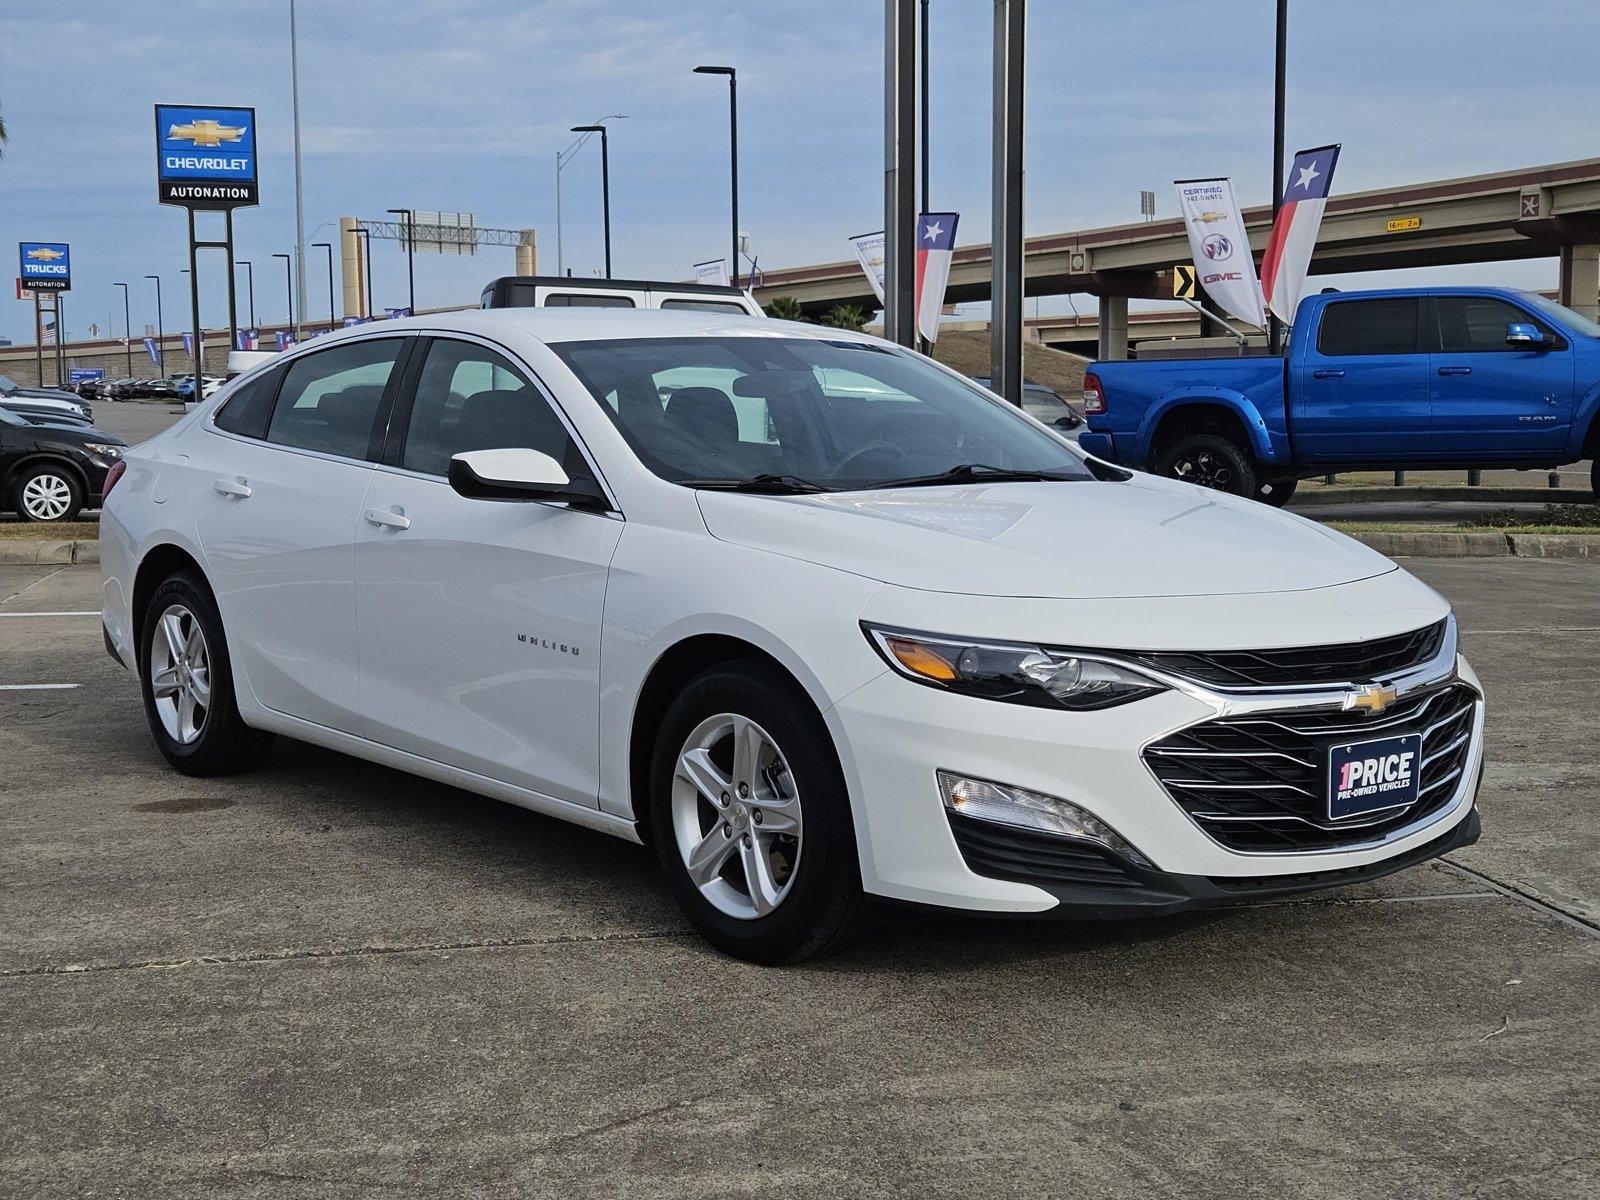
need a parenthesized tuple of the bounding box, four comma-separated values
(224, 208, 239, 350)
(187, 208, 204, 379)
(55, 296, 66, 386)
(33, 295, 43, 387)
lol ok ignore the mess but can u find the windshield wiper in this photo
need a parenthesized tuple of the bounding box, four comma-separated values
(680, 473, 834, 494)
(865, 462, 1078, 490)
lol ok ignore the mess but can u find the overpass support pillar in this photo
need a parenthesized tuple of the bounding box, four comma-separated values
(515, 230, 538, 277)
(1559, 242, 1599, 321)
(1097, 294, 1128, 361)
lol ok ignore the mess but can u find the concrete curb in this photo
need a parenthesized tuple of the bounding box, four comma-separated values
(1291, 486, 1594, 508)
(1344, 530, 1599, 558)
(0, 540, 98, 566)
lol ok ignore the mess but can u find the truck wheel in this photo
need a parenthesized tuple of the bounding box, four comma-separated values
(1156, 434, 1257, 498)
(1255, 476, 1299, 507)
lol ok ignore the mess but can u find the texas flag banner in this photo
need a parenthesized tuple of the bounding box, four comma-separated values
(1261, 143, 1341, 324)
(915, 212, 959, 343)
(237, 328, 260, 350)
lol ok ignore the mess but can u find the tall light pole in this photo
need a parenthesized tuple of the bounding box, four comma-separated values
(289, 0, 307, 338)
(272, 253, 294, 329)
(386, 208, 415, 313)
(569, 125, 613, 278)
(144, 275, 165, 374)
(236, 260, 257, 329)
(312, 241, 335, 329)
(556, 116, 627, 278)
(693, 65, 739, 287)
(1268, 0, 1288, 354)
(113, 282, 132, 375)
(353, 226, 375, 316)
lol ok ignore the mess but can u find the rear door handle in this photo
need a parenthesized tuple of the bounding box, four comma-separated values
(364, 507, 411, 531)
(213, 478, 252, 498)
(1312, 369, 1345, 379)
(1437, 366, 1473, 376)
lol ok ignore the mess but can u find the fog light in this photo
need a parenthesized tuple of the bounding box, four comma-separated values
(937, 770, 1152, 867)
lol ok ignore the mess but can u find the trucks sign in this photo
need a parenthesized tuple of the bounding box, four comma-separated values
(19, 242, 71, 292)
(154, 104, 259, 208)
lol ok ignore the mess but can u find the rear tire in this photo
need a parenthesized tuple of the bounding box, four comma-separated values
(649, 661, 873, 965)
(139, 571, 274, 777)
(1254, 476, 1299, 507)
(1156, 433, 1258, 498)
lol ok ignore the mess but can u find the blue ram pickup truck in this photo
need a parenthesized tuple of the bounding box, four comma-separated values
(1079, 287, 1600, 504)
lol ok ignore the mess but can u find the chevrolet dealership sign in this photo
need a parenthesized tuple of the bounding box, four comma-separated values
(18, 242, 71, 292)
(154, 104, 259, 208)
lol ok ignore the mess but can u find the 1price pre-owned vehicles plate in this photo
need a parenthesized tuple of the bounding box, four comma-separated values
(99, 309, 1485, 963)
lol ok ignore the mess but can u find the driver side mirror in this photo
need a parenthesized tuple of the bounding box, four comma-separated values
(447, 448, 608, 510)
(1506, 322, 1547, 349)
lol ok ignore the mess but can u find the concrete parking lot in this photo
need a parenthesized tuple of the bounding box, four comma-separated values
(3, 556, 1598, 1198)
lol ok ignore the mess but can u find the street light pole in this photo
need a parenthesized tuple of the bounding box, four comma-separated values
(312, 242, 335, 329)
(272, 253, 294, 330)
(114, 282, 132, 375)
(569, 126, 613, 278)
(289, 0, 307, 339)
(236, 260, 257, 329)
(352, 227, 375, 316)
(556, 116, 627, 280)
(386, 208, 415, 313)
(693, 66, 739, 288)
(1268, 0, 1288, 354)
(144, 275, 165, 374)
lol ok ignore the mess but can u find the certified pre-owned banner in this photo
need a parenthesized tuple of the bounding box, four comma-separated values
(1173, 178, 1265, 329)
(155, 104, 259, 209)
(849, 231, 887, 306)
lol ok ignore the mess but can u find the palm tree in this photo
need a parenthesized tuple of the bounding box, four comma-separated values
(819, 304, 869, 332)
(765, 295, 806, 322)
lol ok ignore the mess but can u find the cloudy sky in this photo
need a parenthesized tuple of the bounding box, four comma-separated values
(1, 0, 1595, 345)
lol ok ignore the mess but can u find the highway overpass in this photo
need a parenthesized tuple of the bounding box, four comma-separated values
(754, 157, 1600, 358)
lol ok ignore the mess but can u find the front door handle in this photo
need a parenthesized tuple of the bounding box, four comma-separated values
(364, 507, 412, 531)
(213, 478, 252, 499)
(1437, 366, 1473, 376)
(1312, 369, 1345, 379)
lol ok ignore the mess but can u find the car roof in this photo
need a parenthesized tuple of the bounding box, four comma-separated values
(290, 307, 873, 349)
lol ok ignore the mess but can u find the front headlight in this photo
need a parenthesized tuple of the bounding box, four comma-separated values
(86, 443, 123, 460)
(863, 624, 1166, 711)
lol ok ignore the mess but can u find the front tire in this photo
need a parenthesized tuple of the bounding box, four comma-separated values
(139, 571, 274, 776)
(1156, 433, 1258, 498)
(12, 464, 82, 523)
(649, 662, 872, 965)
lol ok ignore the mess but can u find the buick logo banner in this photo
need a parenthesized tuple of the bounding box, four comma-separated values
(1172, 177, 1266, 329)
(155, 104, 260, 209)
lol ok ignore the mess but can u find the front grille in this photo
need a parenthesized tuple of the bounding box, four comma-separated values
(1144, 682, 1477, 852)
(947, 812, 1142, 890)
(1124, 619, 1447, 689)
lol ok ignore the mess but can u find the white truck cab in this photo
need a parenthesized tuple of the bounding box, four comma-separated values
(480, 275, 763, 317)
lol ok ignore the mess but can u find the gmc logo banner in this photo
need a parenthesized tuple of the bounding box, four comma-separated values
(154, 104, 260, 209)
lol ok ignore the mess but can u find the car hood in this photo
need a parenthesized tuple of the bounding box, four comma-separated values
(696, 474, 1397, 599)
(5, 387, 82, 404)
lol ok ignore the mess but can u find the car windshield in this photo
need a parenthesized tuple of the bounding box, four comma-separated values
(1521, 292, 1600, 339)
(551, 335, 1093, 491)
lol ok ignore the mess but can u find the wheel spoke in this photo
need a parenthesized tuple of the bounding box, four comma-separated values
(684, 823, 738, 887)
(150, 666, 182, 698)
(678, 746, 731, 805)
(188, 668, 211, 706)
(739, 835, 783, 916)
(160, 612, 187, 663)
(185, 621, 206, 661)
(730, 715, 764, 788)
(747, 790, 801, 836)
(177, 689, 198, 740)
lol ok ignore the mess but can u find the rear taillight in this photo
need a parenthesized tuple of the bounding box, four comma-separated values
(102, 459, 127, 500)
(1082, 372, 1105, 415)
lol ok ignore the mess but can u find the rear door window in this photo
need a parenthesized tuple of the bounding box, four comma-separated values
(1316, 298, 1423, 356)
(266, 338, 405, 459)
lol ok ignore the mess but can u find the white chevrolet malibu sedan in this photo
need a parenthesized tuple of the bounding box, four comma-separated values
(100, 309, 1484, 963)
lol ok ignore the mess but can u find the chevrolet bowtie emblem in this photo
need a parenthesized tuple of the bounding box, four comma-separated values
(1196, 211, 1228, 223)
(25, 247, 64, 261)
(167, 119, 247, 148)
(1344, 683, 1399, 715)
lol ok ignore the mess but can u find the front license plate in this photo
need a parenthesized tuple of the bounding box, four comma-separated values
(1327, 733, 1423, 821)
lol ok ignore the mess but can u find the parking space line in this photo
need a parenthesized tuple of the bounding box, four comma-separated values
(0, 611, 100, 617)
(1443, 858, 1600, 940)
(0, 684, 81, 691)
(0, 566, 65, 605)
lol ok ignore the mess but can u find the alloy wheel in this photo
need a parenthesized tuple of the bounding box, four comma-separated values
(670, 713, 804, 920)
(148, 604, 212, 745)
(1173, 451, 1233, 491)
(21, 473, 73, 521)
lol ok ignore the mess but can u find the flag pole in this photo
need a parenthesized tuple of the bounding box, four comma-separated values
(1268, 0, 1287, 355)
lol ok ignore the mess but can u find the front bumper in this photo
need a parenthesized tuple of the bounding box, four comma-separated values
(831, 609, 1484, 916)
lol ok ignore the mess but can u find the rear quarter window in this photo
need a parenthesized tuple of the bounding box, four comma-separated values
(212, 370, 282, 439)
